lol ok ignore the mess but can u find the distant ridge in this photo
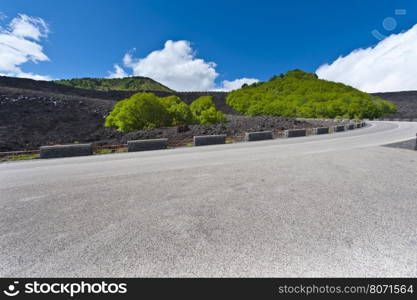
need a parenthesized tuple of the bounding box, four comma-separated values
(372, 91, 417, 119)
(54, 76, 173, 92)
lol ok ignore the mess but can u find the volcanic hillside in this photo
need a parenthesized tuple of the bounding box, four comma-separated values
(0, 76, 231, 152)
(54, 76, 173, 92)
(1, 75, 416, 152)
(371, 91, 417, 119)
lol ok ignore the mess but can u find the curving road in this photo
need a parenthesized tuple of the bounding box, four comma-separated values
(1, 121, 417, 277)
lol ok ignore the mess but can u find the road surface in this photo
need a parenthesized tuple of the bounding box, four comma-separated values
(1, 121, 417, 277)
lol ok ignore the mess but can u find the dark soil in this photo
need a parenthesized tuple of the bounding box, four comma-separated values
(0, 87, 115, 152)
(372, 91, 417, 119)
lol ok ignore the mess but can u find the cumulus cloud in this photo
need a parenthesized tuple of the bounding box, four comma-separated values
(219, 78, 259, 91)
(111, 40, 259, 91)
(108, 64, 128, 78)
(0, 14, 51, 80)
(316, 24, 417, 92)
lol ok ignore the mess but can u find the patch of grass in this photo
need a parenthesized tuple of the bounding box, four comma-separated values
(225, 138, 234, 144)
(94, 148, 127, 155)
(186, 143, 193, 147)
(0, 154, 40, 162)
(94, 149, 113, 155)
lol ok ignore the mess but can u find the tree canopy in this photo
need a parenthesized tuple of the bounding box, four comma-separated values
(190, 96, 226, 125)
(105, 93, 225, 132)
(226, 70, 396, 119)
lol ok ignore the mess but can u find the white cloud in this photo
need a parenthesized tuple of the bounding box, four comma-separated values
(111, 40, 259, 91)
(0, 14, 51, 80)
(108, 64, 128, 78)
(316, 24, 417, 93)
(219, 78, 259, 91)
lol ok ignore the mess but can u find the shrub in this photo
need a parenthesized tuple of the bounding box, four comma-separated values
(105, 92, 171, 131)
(158, 95, 194, 125)
(190, 96, 226, 124)
(105, 93, 226, 132)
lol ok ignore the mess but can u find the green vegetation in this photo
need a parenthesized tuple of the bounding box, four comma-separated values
(159, 95, 194, 125)
(94, 149, 113, 155)
(94, 148, 127, 155)
(105, 93, 225, 132)
(54, 76, 173, 92)
(226, 70, 396, 119)
(0, 154, 40, 162)
(105, 93, 170, 131)
(190, 96, 226, 125)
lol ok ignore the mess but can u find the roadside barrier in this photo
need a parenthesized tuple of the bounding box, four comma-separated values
(314, 127, 330, 135)
(193, 135, 226, 146)
(333, 125, 345, 132)
(40, 143, 92, 159)
(127, 138, 168, 152)
(284, 129, 307, 137)
(2, 118, 372, 161)
(244, 131, 273, 141)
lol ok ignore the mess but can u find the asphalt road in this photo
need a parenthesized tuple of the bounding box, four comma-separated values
(1, 121, 417, 277)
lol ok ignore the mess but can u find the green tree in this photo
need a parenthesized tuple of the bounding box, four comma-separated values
(158, 95, 194, 125)
(190, 96, 226, 124)
(226, 69, 396, 119)
(105, 93, 227, 132)
(105, 92, 171, 131)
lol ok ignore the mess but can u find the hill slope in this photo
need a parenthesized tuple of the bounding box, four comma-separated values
(372, 91, 417, 119)
(0, 76, 232, 151)
(54, 76, 173, 92)
(227, 70, 397, 119)
(1, 74, 416, 152)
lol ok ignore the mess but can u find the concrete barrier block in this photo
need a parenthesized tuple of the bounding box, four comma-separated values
(244, 131, 273, 141)
(193, 135, 226, 146)
(284, 129, 307, 138)
(362, 122, 366, 127)
(347, 124, 355, 130)
(333, 125, 345, 132)
(127, 138, 168, 152)
(314, 127, 330, 135)
(356, 123, 362, 128)
(40, 143, 92, 159)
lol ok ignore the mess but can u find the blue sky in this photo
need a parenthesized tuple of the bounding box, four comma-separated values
(1, 0, 417, 91)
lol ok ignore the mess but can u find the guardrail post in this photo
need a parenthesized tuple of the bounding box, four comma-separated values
(244, 131, 273, 141)
(284, 129, 307, 138)
(127, 139, 168, 152)
(40, 144, 92, 159)
(193, 135, 226, 146)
